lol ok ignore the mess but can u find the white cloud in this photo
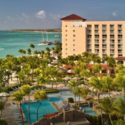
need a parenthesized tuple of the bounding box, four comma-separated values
(112, 12, 117, 16)
(35, 10, 46, 19)
(7, 16, 15, 21)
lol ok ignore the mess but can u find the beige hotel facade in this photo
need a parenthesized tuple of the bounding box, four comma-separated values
(61, 14, 125, 59)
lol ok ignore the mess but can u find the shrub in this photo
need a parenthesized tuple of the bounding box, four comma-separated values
(1, 88, 9, 93)
(68, 97, 74, 103)
(89, 99, 94, 103)
(0, 119, 8, 125)
(45, 89, 59, 93)
(31, 85, 46, 90)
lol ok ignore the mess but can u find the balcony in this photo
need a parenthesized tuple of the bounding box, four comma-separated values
(95, 35, 99, 39)
(102, 40, 107, 44)
(95, 40, 99, 44)
(118, 25, 122, 29)
(102, 45, 107, 48)
(118, 35, 122, 39)
(102, 30, 107, 34)
(118, 50, 122, 53)
(118, 30, 122, 34)
(103, 50, 107, 53)
(118, 45, 122, 49)
(95, 50, 99, 53)
(95, 25, 99, 29)
(110, 50, 114, 53)
(95, 45, 99, 48)
(110, 25, 114, 29)
(102, 25, 107, 29)
(118, 40, 122, 44)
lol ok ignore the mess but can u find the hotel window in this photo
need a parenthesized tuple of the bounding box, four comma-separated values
(95, 40, 99, 43)
(118, 50, 122, 53)
(102, 40, 107, 44)
(118, 45, 122, 49)
(87, 35, 92, 38)
(95, 49, 99, 53)
(73, 35, 75, 37)
(87, 40, 91, 44)
(87, 49, 92, 53)
(118, 30, 122, 33)
(103, 49, 107, 53)
(66, 48, 67, 50)
(110, 40, 115, 43)
(87, 45, 91, 49)
(65, 25, 67, 27)
(102, 25, 107, 29)
(110, 35, 114, 38)
(110, 30, 114, 34)
(66, 53, 67, 55)
(73, 30, 75, 32)
(118, 35, 122, 38)
(110, 54, 114, 57)
(102, 30, 106, 33)
(66, 30, 67, 32)
(103, 54, 107, 58)
(102, 45, 107, 48)
(65, 39, 67, 41)
(95, 35, 99, 38)
(73, 49, 75, 51)
(110, 44, 115, 48)
(110, 25, 114, 29)
(118, 25, 122, 29)
(95, 45, 99, 48)
(73, 25, 75, 27)
(73, 44, 75, 46)
(87, 25, 91, 29)
(66, 44, 67, 46)
(118, 54, 122, 57)
(110, 50, 114, 53)
(118, 40, 122, 44)
(95, 25, 99, 29)
(88, 30, 91, 33)
(66, 34, 67, 36)
(73, 39, 75, 42)
(102, 35, 107, 38)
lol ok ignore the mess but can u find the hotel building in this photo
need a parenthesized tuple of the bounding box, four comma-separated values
(61, 14, 125, 60)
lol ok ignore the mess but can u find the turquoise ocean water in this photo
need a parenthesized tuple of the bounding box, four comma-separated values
(0, 31, 61, 58)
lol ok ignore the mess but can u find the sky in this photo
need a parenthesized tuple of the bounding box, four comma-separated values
(0, 0, 125, 30)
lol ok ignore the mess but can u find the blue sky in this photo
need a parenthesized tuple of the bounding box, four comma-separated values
(0, 0, 125, 30)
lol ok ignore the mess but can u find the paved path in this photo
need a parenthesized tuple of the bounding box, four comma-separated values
(1, 98, 18, 125)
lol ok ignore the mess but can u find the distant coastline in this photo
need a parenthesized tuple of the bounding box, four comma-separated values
(7, 29, 62, 33)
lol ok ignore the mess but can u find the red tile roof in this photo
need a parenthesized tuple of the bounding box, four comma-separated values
(115, 57, 125, 60)
(61, 14, 86, 20)
(63, 64, 77, 69)
(88, 64, 114, 70)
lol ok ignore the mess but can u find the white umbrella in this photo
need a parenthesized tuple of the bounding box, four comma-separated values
(72, 77, 80, 80)
(63, 77, 71, 80)
(67, 69, 73, 73)
(0, 92, 10, 97)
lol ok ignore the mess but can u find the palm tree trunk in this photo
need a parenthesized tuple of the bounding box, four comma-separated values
(20, 102, 24, 125)
(109, 114, 113, 125)
(100, 110, 103, 125)
(28, 95, 30, 124)
(37, 101, 42, 121)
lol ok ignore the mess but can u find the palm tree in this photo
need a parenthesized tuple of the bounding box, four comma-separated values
(29, 44, 35, 55)
(11, 90, 24, 124)
(114, 97, 125, 121)
(40, 50, 45, 58)
(20, 85, 31, 124)
(27, 48, 31, 55)
(92, 63, 102, 77)
(96, 97, 114, 125)
(89, 76, 103, 102)
(18, 49, 24, 56)
(114, 73, 125, 99)
(0, 100, 4, 118)
(46, 47, 50, 53)
(34, 90, 47, 121)
(102, 75, 113, 96)
(113, 119, 125, 125)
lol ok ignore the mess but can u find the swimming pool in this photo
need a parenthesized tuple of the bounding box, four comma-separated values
(47, 90, 84, 102)
(82, 106, 97, 116)
(21, 100, 57, 123)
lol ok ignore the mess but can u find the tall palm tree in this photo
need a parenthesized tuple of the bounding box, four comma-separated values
(11, 90, 24, 124)
(102, 75, 113, 96)
(89, 76, 103, 102)
(27, 48, 31, 56)
(29, 44, 35, 55)
(34, 90, 47, 121)
(20, 85, 31, 124)
(114, 97, 125, 121)
(18, 49, 24, 56)
(96, 97, 114, 125)
(40, 50, 45, 58)
(114, 73, 125, 99)
(0, 100, 4, 118)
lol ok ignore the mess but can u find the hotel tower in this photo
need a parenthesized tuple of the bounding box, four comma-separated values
(61, 14, 125, 59)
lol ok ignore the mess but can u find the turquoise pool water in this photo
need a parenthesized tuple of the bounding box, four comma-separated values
(82, 106, 97, 116)
(47, 90, 84, 102)
(21, 100, 57, 123)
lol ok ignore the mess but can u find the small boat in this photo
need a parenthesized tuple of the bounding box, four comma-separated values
(55, 35, 61, 37)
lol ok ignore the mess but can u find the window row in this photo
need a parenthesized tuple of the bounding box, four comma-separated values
(87, 24, 122, 29)
(87, 35, 122, 39)
(88, 30, 122, 34)
(87, 40, 122, 44)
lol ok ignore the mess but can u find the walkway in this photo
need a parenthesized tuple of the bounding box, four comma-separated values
(1, 98, 18, 125)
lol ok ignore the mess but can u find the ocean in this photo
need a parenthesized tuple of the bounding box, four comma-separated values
(0, 31, 61, 58)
